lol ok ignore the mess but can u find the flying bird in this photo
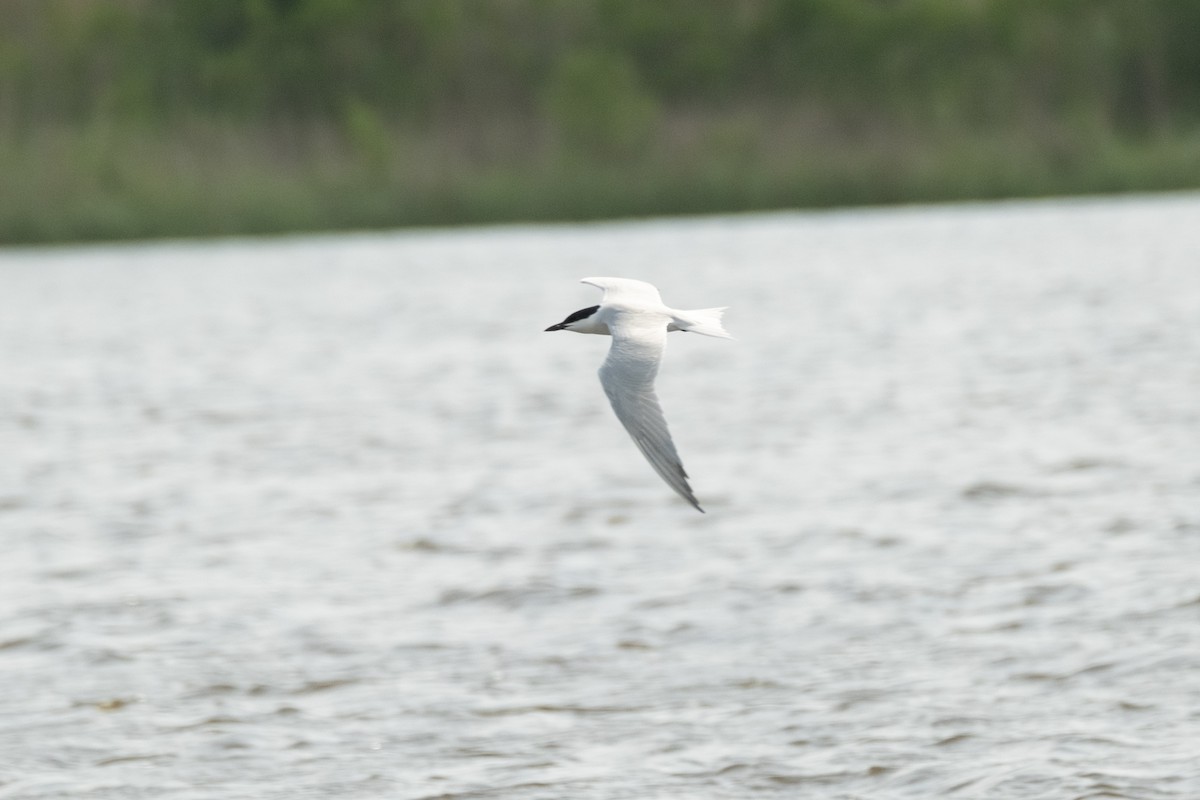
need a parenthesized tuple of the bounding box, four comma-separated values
(545, 277, 732, 512)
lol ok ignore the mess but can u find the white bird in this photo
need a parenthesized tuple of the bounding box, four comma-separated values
(545, 277, 732, 512)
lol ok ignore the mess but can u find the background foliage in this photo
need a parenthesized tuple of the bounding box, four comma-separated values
(3, 0, 1199, 243)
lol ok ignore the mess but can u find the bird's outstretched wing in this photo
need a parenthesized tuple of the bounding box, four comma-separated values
(598, 311, 703, 512)
(581, 277, 664, 307)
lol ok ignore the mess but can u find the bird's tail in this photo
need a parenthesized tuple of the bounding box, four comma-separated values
(670, 307, 733, 339)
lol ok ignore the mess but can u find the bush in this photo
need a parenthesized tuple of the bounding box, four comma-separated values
(542, 49, 659, 161)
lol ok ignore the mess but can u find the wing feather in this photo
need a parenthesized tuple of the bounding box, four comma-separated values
(598, 312, 703, 512)
(581, 277, 664, 307)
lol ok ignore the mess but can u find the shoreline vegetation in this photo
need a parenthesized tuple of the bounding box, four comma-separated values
(3, 1, 1200, 245)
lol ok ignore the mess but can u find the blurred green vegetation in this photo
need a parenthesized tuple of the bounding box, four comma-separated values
(2, 0, 1200, 243)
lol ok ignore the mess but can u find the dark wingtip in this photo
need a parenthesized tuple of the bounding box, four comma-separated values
(544, 324, 563, 331)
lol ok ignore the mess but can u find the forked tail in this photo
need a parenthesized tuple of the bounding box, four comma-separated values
(670, 307, 733, 339)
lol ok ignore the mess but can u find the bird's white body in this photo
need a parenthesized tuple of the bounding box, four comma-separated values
(545, 277, 731, 512)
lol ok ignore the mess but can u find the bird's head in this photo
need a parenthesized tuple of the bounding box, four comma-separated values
(544, 305, 606, 334)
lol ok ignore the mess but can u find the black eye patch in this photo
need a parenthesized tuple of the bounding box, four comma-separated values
(563, 305, 600, 324)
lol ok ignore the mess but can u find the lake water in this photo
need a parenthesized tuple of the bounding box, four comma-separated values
(2, 194, 1199, 799)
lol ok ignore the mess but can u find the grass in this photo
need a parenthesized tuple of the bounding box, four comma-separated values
(3, 111, 1200, 245)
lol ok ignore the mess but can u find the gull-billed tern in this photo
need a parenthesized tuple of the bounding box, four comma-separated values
(545, 277, 732, 512)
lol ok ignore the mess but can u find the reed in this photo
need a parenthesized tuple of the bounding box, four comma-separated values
(3, 111, 1199, 244)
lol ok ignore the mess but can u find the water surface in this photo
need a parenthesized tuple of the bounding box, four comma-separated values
(2, 194, 1200, 798)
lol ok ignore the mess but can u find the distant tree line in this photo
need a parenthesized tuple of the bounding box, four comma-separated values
(2, 0, 1199, 243)
(4, 0, 1199, 155)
